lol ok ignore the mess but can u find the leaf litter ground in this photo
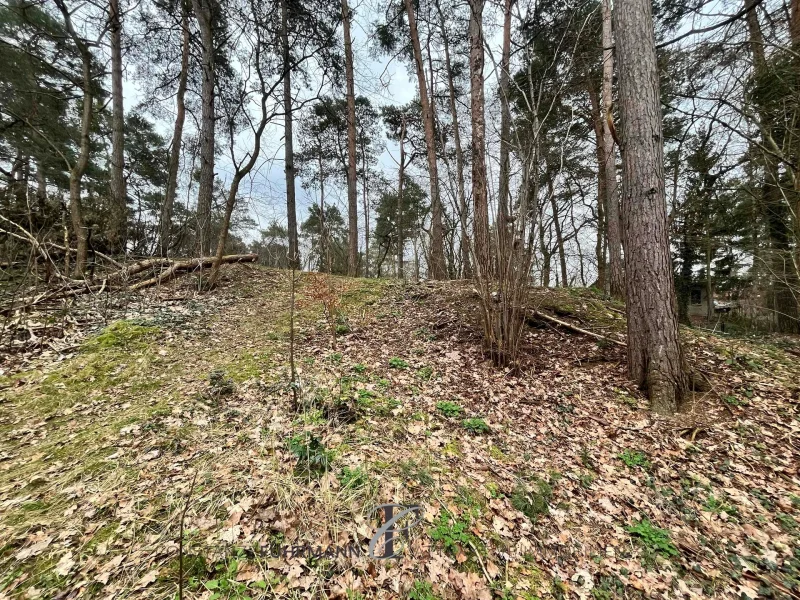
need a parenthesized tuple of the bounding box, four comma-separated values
(1, 265, 799, 600)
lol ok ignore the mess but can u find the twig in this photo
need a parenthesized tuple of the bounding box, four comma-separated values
(527, 308, 627, 347)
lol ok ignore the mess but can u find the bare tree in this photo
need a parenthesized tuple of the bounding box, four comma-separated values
(108, 0, 127, 254)
(468, 0, 489, 276)
(54, 0, 95, 276)
(159, 3, 190, 257)
(282, 0, 299, 267)
(341, 0, 359, 276)
(602, 0, 623, 297)
(403, 0, 447, 279)
(614, 0, 689, 413)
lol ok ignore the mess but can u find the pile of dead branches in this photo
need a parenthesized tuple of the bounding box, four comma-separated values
(2, 254, 258, 316)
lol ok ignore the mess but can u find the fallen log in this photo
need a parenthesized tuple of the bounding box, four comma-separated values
(127, 254, 258, 291)
(526, 308, 627, 347)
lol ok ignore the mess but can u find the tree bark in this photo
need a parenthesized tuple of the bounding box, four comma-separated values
(191, 0, 216, 257)
(160, 4, 190, 257)
(362, 142, 370, 277)
(341, 0, 359, 276)
(108, 0, 127, 255)
(282, 0, 299, 268)
(435, 0, 470, 278)
(54, 0, 91, 276)
(397, 115, 406, 278)
(469, 0, 490, 277)
(602, 0, 624, 298)
(404, 0, 447, 279)
(588, 81, 607, 290)
(497, 0, 513, 257)
(614, 0, 688, 413)
(549, 182, 568, 287)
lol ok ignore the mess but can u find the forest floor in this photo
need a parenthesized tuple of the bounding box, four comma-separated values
(1, 264, 799, 600)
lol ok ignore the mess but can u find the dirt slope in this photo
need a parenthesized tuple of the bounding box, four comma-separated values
(1, 265, 798, 600)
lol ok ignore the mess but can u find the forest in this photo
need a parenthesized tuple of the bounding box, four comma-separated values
(1, 0, 799, 597)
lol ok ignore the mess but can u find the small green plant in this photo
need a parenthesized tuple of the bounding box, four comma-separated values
(407, 580, 438, 600)
(580, 473, 595, 489)
(389, 357, 409, 369)
(618, 449, 651, 470)
(436, 401, 463, 418)
(287, 433, 331, 474)
(429, 512, 476, 556)
(329, 352, 343, 364)
(776, 513, 798, 533)
(511, 479, 552, 522)
(417, 366, 434, 380)
(462, 417, 490, 434)
(202, 550, 270, 600)
(723, 395, 748, 407)
(352, 363, 367, 374)
(704, 494, 737, 516)
(626, 519, 678, 558)
(338, 466, 370, 490)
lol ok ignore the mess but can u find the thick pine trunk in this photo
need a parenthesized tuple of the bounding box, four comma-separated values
(602, 0, 624, 298)
(614, 0, 688, 413)
(469, 0, 490, 277)
(282, 0, 299, 268)
(191, 0, 216, 257)
(160, 6, 190, 257)
(108, 0, 127, 255)
(404, 0, 446, 279)
(342, 0, 359, 276)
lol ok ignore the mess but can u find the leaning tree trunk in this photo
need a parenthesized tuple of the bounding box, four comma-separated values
(108, 0, 127, 255)
(282, 0, 299, 268)
(341, 0, 359, 276)
(404, 0, 447, 280)
(160, 4, 190, 257)
(191, 0, 216, 257)
(614, 0, 689, 414)
(469, 0, 490, 277)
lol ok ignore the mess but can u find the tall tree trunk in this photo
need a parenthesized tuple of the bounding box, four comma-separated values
(497, 0, 513, 256)
(362, 143, 370, 277)
(54, 0, 91, 276)
(588, 81, 607, 290)
(160, 4, 189, 257)
(614, 0, 688, 413)
(469, 0, 490, 277)
(191, 0, 215, 257)
(403, 0, 447, 279)
(397, 116, 406, 278)
(435, 0, 469, 278)
(602, 0, 624, 298)
(548, 180, 568, 287)
(319, 151, 329, 273)
(746, 0, 799, 332)
(341, 0, 359, 276)
(282, 0, 299, 268)
(108, 0, 127, 255)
